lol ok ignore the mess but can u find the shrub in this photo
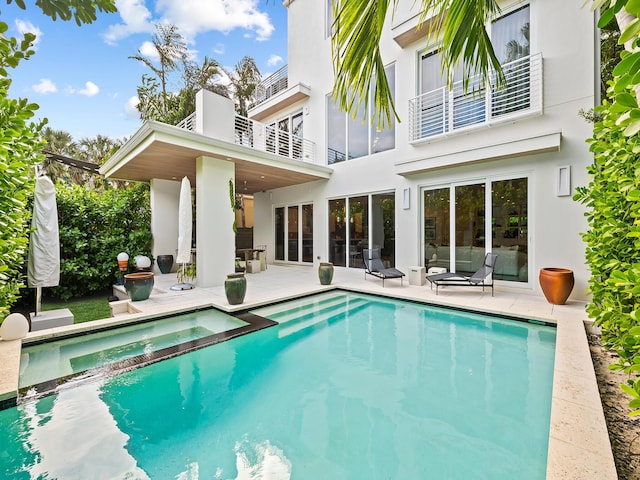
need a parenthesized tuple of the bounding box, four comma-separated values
(575, 95, 640, 413)
(49, 182, 153, 299)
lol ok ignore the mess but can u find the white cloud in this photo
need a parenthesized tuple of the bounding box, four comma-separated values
(213, 43, 225, 55)
(103, 0, 154, 44)
(267, 54, 283, 67)
(155, 0, 274, 41)
(78, 81, 100, 96)
(124, 96, 140, 120)
(15, 19, 42, 48)
(138, 40, 160, 61)
(32, 79, 57, 94)
(66, 81, 100, 96)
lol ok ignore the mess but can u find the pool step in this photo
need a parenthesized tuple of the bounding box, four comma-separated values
(255, 292, 348, 323)
(278, 298, 370, 338)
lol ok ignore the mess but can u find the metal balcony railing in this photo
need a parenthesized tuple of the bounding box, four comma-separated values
(408, 53, 543, 142)
(174, 112, 316, 163)
(254, 65, 289, 105)
(234, 115, 316, 163)
(176, 112, 196, 131)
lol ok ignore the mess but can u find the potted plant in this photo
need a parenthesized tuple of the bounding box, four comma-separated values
(318, 262, 334, 285)
(539, 267, 574, 305)
(225, 272, 246, 305)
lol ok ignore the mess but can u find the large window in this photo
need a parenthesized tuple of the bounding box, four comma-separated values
(415, 5, 531, 138)
(329, 193, 396, 268)
(275, 203, 313, 263)
(327, 64, 395, 164)
(423, 177, 528, 283)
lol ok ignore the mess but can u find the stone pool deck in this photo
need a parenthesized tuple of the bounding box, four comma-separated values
(0, 264, 617, 479)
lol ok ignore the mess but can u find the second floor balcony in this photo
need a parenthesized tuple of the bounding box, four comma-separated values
(176, 111, 316, 164)
(408, 53, 543, 143)
(255, 65, 289, 104)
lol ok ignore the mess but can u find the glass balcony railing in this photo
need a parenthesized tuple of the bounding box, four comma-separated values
(408, 53, 543, 142)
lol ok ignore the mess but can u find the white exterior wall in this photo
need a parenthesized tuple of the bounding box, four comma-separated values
(196, 156, 236, 287)
(254, 0, 595, 301)
(195, 90, 236, 141)
(149, 178, 181, 273)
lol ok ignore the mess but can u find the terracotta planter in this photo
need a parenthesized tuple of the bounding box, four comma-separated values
(124, 272, 155, 301)
(225, 273, 246, 305)
(539, 268, 574, 305)
(318, 262, 334, 285)
(157, 254, 174, 274)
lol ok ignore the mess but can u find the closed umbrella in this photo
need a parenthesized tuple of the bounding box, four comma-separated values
(27, 176, 60, 315)
(171, 176, 194, 290)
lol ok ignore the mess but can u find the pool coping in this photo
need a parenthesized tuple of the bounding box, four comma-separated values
(0, 283, 618, 479)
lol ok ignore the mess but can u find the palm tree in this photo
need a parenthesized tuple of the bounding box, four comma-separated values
(130, 23, 188, 118)
(40, 127, 78, 182)
(331, 0, 639, 127)
(331, 0, 502, 129)
(226, 56, 262, 116)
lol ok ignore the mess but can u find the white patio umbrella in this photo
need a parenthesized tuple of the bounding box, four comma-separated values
(27, 176, 60, 315)
(171, 176, 194, 290)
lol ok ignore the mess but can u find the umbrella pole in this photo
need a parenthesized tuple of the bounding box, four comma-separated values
(35, 286, 42, 317)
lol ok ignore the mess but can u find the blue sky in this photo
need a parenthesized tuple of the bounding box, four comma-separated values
(4, 0, 288, 141)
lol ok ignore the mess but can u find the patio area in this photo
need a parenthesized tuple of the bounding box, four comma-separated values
(1, 264, 617, 479)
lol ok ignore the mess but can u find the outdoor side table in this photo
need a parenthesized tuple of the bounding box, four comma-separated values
(409, 266, 426, 286)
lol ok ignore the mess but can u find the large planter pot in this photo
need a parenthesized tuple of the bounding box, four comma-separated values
(539, 268, 574, 305)
(225, 273, 247, 305)
(157, 254, 174, 274)
(124, 272, 155, 301)
(318, 262, 334, 285)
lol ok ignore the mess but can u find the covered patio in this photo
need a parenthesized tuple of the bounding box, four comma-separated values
(100, 90, 332, 288)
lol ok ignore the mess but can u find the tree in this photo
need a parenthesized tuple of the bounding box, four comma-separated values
(226, 56, 262, 116)
(130, 23, 189, 120)
(41, 127, 78, 182)
(132, 23, 229, 125)
(0, 0, 116, 321)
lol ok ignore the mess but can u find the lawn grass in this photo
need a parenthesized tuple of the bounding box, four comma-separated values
(42, 291, 112, 324)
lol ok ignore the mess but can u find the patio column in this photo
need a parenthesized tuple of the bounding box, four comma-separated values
(196, 156, 235, 287)
(150, 178, 181, 273)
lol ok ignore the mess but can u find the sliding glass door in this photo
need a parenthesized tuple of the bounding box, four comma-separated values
(275, 203, 313, 263)
(423, 177, 528, 283)
(329, 192, 396, 268)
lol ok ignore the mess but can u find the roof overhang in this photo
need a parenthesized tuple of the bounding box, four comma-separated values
(100, 121, 332, 194)
(248, 83, 311, 122)
(395, 131, 563, 176)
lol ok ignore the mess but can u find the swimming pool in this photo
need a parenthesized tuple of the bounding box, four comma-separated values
(19, 308, 248, 392)
(1, 291, 556, 479)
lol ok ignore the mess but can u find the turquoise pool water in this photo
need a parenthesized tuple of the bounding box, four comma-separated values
(1, 291, 556, 479)
(19, 309, 247, 389)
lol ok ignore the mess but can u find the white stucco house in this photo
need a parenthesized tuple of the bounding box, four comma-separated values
(100, 0, 596, 301)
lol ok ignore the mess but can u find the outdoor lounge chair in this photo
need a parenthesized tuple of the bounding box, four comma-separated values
(363, 248, 405, 287)
(426, 253, 498, 296)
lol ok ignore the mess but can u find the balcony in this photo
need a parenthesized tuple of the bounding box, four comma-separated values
(176, 112, 316, 164)
(255, 65, 289, 104)
(248, 65, 311, 122)
(234, 115, 316, 163)
(408, 53, 543, 143)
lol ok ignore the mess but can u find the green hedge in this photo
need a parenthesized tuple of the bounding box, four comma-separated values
(575, 88, 640, 412)
(49, 182, 153, 300)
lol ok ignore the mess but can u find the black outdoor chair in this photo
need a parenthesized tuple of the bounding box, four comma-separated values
(363, 248, 405, 287)
(426, 253, 498, 296)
